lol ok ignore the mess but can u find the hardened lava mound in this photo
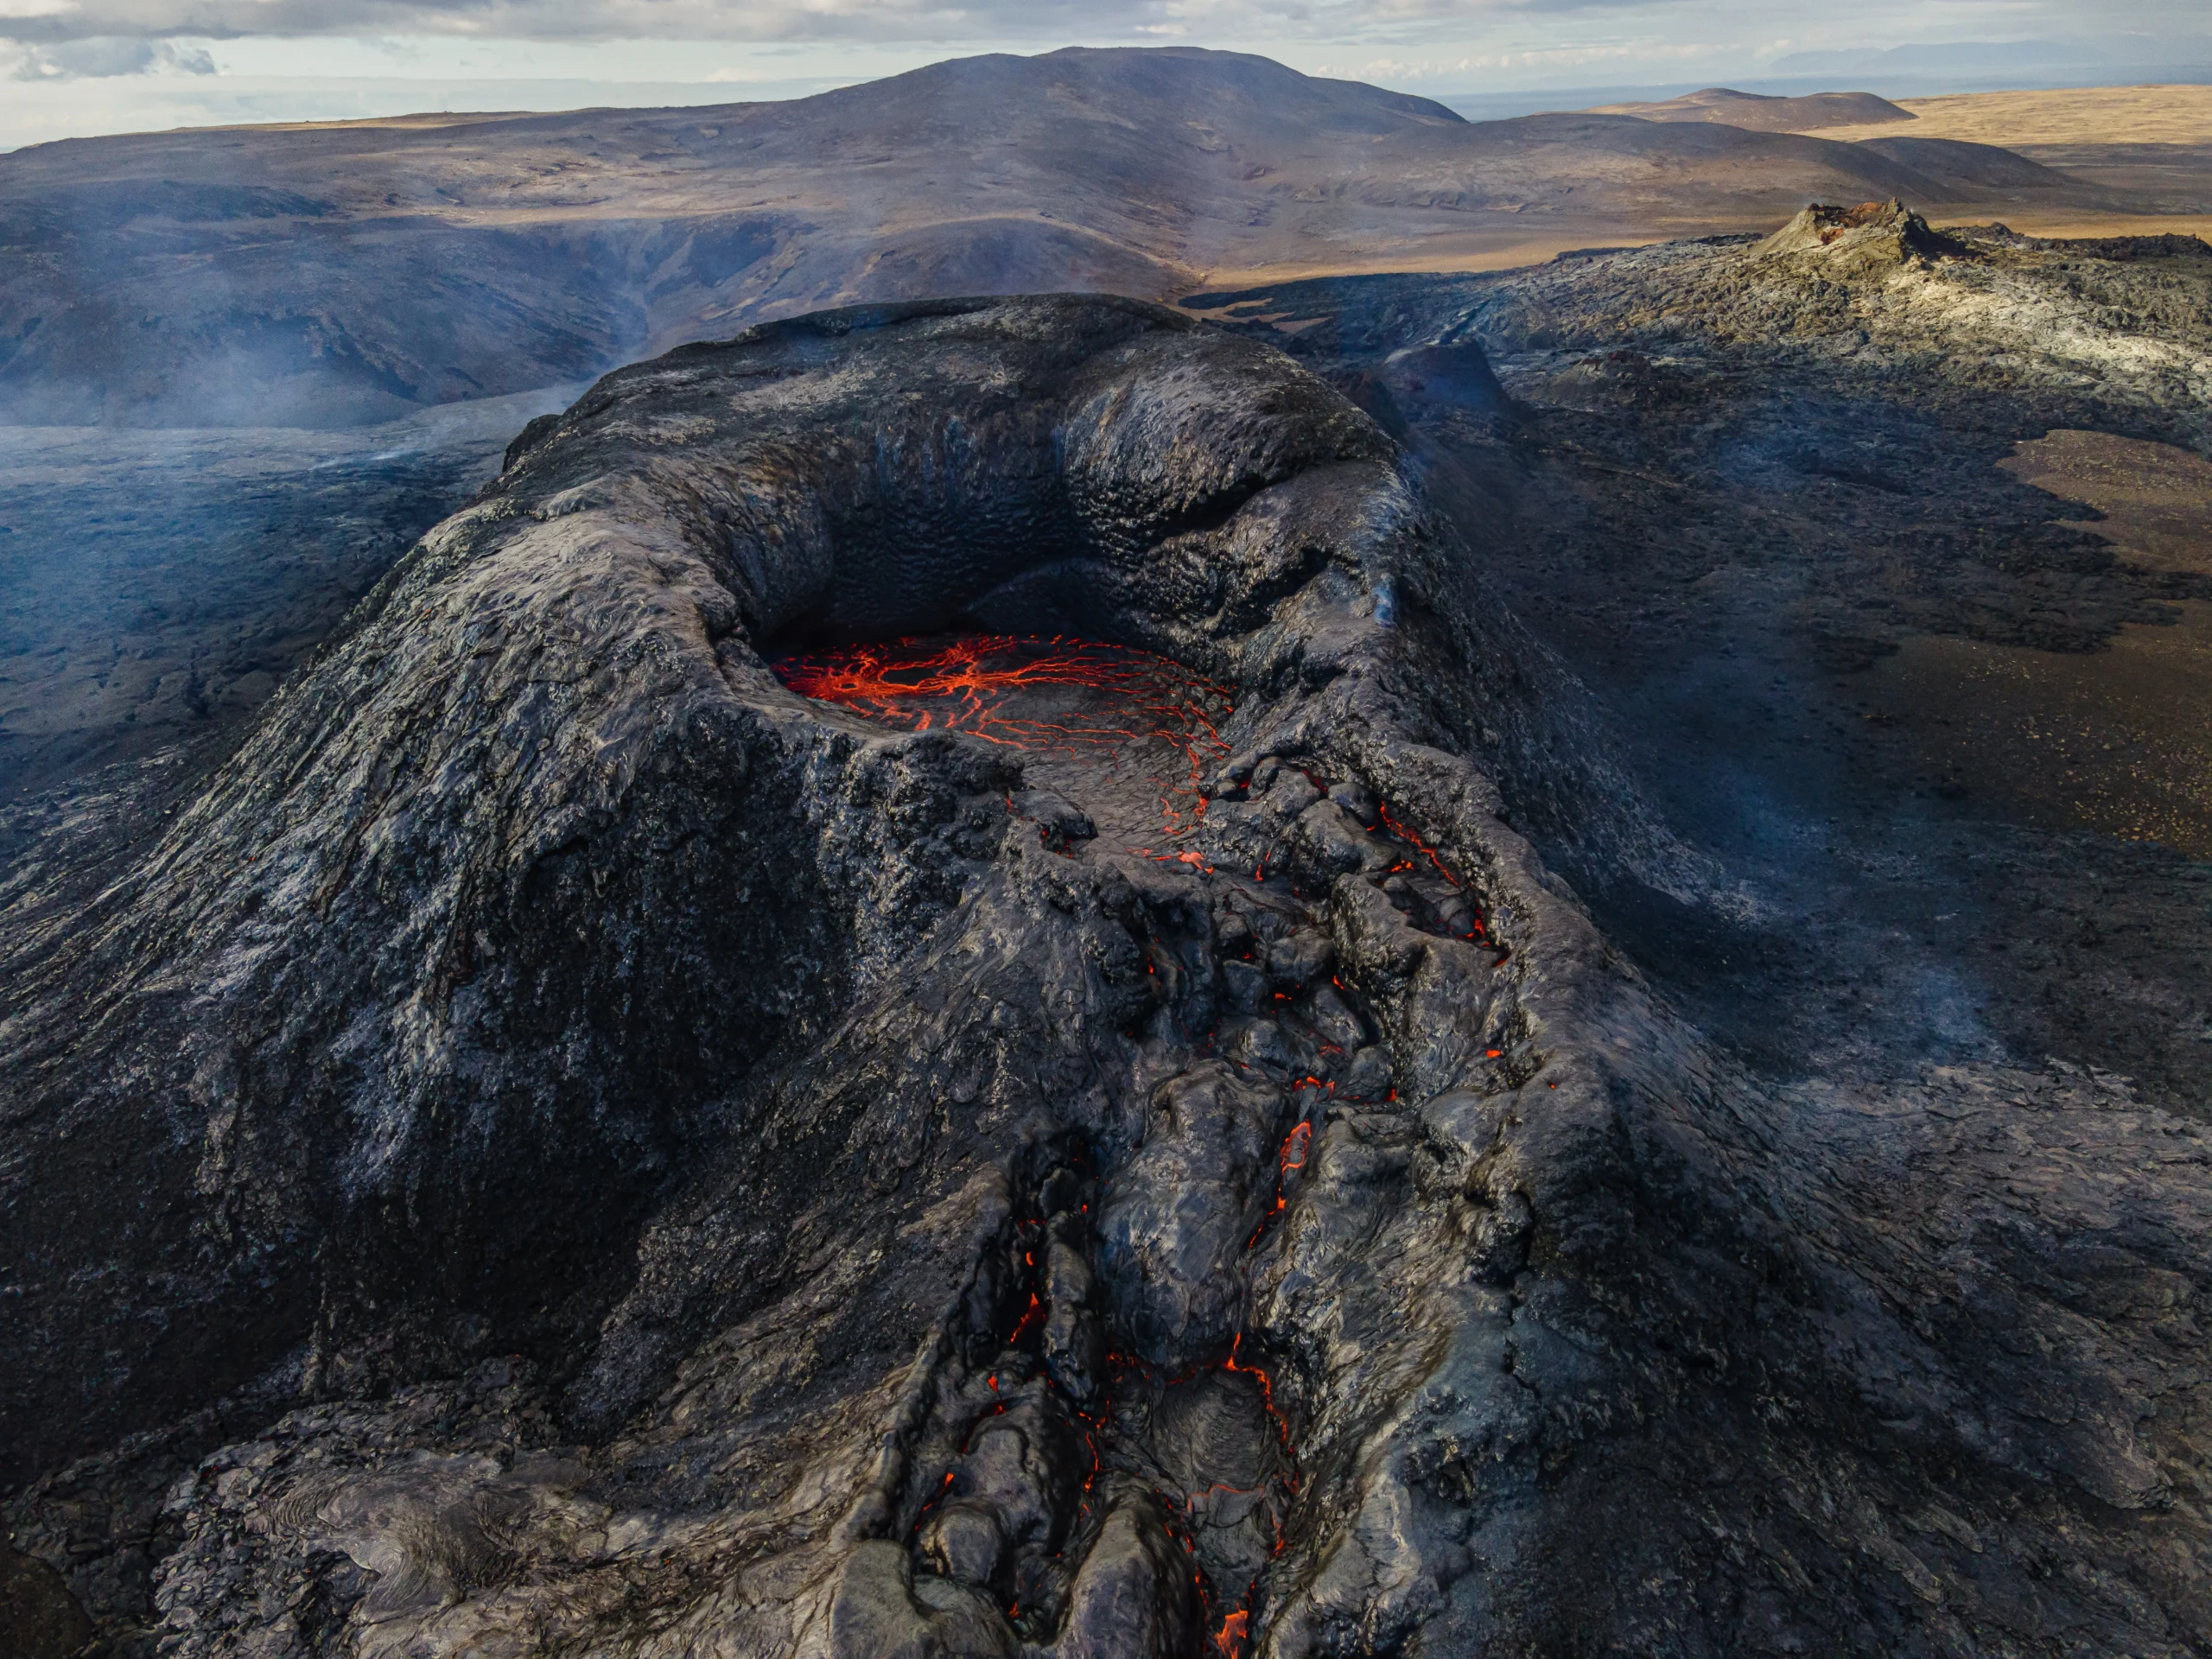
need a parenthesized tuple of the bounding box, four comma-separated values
(2, 295, 2206, 1658)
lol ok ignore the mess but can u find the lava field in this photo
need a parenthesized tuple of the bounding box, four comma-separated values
(2, 284, 2207, 1658)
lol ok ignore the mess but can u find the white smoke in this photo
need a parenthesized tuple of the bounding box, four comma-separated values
(3, 35, 213, 75)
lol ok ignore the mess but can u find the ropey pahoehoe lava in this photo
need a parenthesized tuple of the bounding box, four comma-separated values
(1, 295, 2205, 1656)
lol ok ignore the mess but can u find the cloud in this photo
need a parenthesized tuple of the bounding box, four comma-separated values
(0, 0, 2205, 54)
(3, 33, 213, 72)
(3, 0, 1459, 46)
(0, 0, 1018, 44)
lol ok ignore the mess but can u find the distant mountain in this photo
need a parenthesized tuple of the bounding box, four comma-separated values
(1592, 87, 1916, 133)
(0, 46, 2134, 426)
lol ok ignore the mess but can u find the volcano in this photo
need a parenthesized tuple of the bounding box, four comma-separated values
(2, 295, 2206, 1656)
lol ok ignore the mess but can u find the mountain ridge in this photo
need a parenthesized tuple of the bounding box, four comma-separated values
(0, 46, 2140, 426)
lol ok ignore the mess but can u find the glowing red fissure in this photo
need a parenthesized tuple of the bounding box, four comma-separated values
(1375, 798, 1484, 925)
(1198, 1115, 1317, 1658)
(1246, 1117, 1316, 1250)
(1224, 1332, 1289, 1446)
(772, 634, 1232, 839)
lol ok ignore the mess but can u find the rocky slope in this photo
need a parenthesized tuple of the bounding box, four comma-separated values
(2, 289, 2206, 1658)
(0, 48, 2147, 427)
(1785, 86, 2212, 219)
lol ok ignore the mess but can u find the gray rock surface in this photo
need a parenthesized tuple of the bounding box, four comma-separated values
(1, 290, 2205, 1657)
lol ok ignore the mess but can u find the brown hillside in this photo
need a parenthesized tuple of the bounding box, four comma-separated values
(0, 47, 2148, 424)
(1592, 86, 1916, 132)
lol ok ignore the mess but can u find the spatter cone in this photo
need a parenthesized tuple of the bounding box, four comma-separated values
(2, 296, 2204, 1659)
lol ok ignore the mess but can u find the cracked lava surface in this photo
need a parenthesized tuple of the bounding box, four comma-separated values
(14, 295, 2205, 1659)
(775, 631, 1488, 1653)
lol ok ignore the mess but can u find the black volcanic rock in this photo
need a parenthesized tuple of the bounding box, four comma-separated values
(2, 295, 2206, 1657)
(0, 392, 571, 805)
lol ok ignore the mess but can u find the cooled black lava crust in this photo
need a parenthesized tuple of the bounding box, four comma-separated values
(1, 295, 2204, 1658)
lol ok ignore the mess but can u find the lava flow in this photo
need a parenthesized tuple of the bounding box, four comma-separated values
(772, 634, 1232, 842)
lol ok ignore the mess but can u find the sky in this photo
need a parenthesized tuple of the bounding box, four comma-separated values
(3, 0, 2209, 151)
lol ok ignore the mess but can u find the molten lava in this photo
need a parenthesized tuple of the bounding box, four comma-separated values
(772, 634, 1231, 841)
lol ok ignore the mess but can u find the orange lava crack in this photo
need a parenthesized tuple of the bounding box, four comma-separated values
(772, 634, 1231, 840)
